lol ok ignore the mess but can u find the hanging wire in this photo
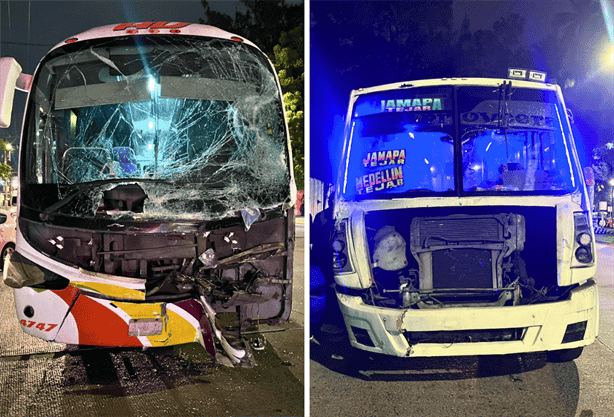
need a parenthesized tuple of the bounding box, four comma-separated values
(7, 1, 11, 40)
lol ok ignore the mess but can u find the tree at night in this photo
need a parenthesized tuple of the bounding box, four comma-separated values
(199, 0, 304, 187)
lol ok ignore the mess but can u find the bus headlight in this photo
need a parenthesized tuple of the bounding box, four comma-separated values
(577, 232, 592, 246)
(332, 221, 354, 274)
(573, 212, 594, 265)
(575, 247, 592, 263)
(3, 250, 46, 288)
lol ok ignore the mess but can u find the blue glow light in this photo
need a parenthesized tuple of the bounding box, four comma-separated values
(601, 0, 614, 44)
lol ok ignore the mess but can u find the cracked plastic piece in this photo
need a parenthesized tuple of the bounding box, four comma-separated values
(198, 248, 217, 268)
(200, 295, 246, 365)
(241, 207, 260, 230)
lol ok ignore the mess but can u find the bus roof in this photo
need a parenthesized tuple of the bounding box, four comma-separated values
(352, 77, 560, 98)
(51, 22, 259, 52)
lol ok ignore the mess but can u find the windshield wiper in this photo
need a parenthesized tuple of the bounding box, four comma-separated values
(497, 81, 512, 157)
(39, 178, 173, 221)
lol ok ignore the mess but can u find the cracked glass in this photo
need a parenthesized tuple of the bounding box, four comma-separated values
(25, 35, 291, 220)
(459, 86, 577, 193)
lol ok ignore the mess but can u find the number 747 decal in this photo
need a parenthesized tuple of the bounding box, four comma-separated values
(20, 320, 58, 332)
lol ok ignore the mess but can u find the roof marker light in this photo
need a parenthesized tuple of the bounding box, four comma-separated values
(528, 70, 547, 82)
(508, 68, 527, 79)
(65, 38, 78, 44)
(231, 36, 243, 42)
(508, 68, 547, 82)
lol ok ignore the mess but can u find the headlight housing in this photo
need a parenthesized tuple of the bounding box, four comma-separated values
(3, 250, 46, 288)
(332, 220, 354, 273)
(572, 212, 594, 265)
(3, 250, 69, 289)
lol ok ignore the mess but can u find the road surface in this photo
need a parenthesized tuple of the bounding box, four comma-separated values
(0, 221, 305, 416)
(310, 242, 614, 417)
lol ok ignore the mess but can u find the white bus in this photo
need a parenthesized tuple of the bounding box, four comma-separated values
(325, 71, 596, 362)
(0, 22, 296, 364)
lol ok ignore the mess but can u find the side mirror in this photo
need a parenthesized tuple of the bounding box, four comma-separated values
(0, 213, 7, 225)
(0, 58, 31, 128)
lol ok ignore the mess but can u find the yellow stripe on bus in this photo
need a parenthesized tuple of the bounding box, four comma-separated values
(70, 281, 146, 300)
(113, 301, 200, 346)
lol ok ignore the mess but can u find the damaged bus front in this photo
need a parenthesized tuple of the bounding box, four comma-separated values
(0, 23, 295, 364)
(332, 74, 597, 362)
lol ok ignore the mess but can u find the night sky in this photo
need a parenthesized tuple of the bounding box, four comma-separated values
(0, 0, 254, 141)
(0, 0, 612, 187)
(310, 0, 613, 184)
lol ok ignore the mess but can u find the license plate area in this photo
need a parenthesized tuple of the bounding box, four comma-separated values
(128, 318, 163, 336)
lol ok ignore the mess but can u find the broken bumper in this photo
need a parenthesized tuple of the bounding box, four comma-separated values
(337, 279, 598, 357)
(13, 284, 216, 357)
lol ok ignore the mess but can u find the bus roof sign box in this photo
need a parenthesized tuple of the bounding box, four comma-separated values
(508, 68, 527, 79)
(528, 70, 547, 82)
(508, 68, 547, 83)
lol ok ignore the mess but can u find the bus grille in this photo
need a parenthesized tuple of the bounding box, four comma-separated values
(432, 249, 493, 289)
(415, 216, 504, 248)
(405, 328, 526, 344)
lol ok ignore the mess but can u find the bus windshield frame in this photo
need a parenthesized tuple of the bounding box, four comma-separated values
(341, 83, 580, 201)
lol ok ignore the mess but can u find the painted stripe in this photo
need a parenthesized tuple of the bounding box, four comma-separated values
(166, 303, 201, 329)
(108, 298, 203, 347)
(69, 295, 143, 347)
(89, 297, 152, 347)
(70, 281, 145, 300)
(76, 268, 147, 289)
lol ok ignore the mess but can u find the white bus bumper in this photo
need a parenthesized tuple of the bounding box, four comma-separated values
(337, 279, 598, 357)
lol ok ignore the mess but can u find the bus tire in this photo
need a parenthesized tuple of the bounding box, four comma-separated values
(546, 347, 583, 363)
(0, 243, 14, 271)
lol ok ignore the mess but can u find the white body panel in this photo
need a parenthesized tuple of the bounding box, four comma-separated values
(338, 279, 598, 357)
(333, 76, 597, 358)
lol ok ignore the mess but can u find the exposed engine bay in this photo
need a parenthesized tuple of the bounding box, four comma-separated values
(362, 206, 574, 308)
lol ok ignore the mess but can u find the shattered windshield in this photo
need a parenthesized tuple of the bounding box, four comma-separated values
(460, 86, 576, 193)
(24, 35, 291, 219)
(343, 87, 455, 200)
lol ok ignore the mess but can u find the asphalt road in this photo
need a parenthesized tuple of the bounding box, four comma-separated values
(0, 220, 305, 417)
(310, 242, 614, 417)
